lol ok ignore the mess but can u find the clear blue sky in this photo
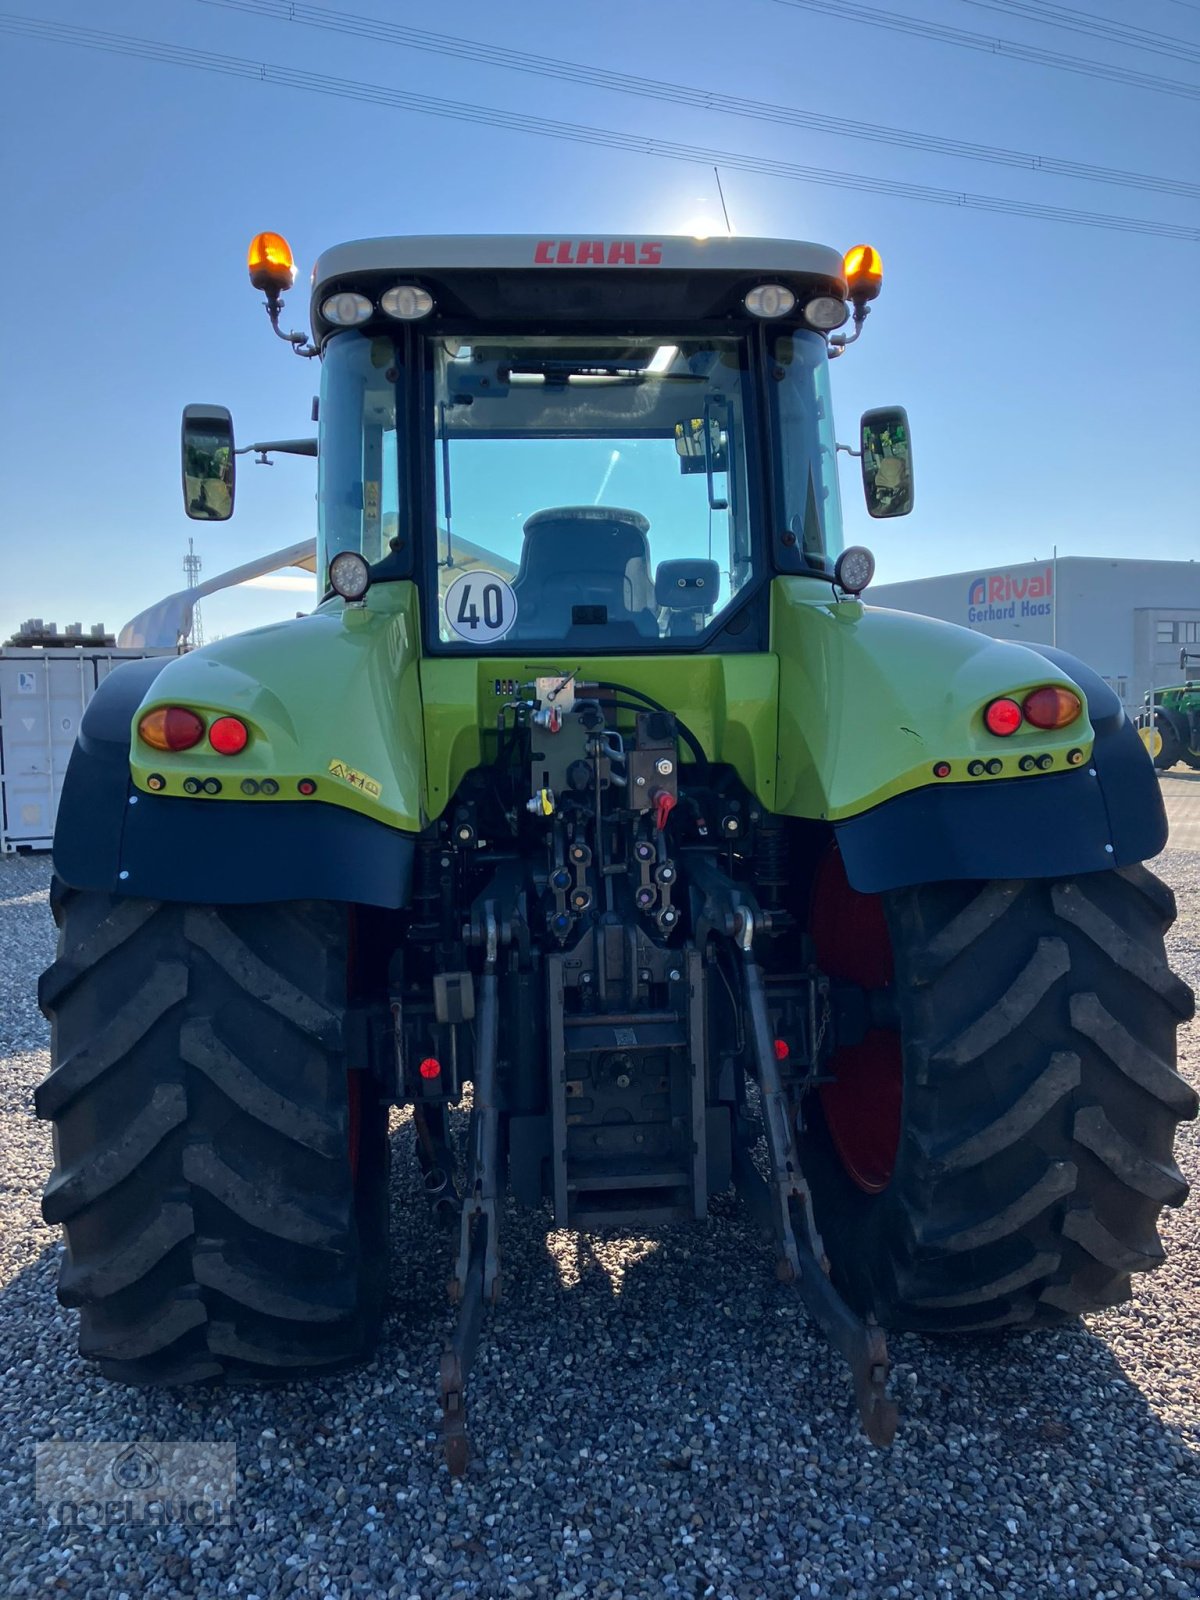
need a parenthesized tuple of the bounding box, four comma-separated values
(1, 0, 1197, 642)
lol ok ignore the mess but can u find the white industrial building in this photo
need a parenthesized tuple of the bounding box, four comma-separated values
(868, 557, 1200, 715)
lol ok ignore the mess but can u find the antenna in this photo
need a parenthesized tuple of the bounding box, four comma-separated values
(713, 166, 733, 236)
(184, 536, 204, 648)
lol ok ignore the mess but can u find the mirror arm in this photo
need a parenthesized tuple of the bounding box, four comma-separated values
(835, 443, 862, 458)
(702, 397, 730, 513)
(264, 294, 318, 359)
(235, 438, 319, 465)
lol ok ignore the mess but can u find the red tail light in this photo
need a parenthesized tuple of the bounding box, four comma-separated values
(1023, 686, 1082, 730)
(208, 715, 249, 755)
(984, 698, 1023, 737)
(138, 706, 205, 752)
(418, 1057, 442, 1080)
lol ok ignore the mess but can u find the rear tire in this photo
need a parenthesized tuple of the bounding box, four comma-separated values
(1152, 710, 1183, 771)
(37, 885, 389, 1383)
(803, 854, 1197, 1331)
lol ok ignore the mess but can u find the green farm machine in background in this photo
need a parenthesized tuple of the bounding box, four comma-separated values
(1138, 647, 1200, 771)
(37, 231, 1195, 1469)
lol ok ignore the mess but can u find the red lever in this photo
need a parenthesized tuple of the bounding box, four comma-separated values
(653, 790, 677, 832)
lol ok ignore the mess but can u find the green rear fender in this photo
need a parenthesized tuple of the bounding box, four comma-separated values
(129, 585, 428, 828)
(771, 577, 1094, 820)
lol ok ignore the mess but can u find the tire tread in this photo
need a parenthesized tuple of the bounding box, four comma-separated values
(37, 883, 386, 1383)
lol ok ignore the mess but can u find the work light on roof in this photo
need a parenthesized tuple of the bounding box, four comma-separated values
(744, 284, 796, 319)
(381, 285, 434, 320)
(322, 291, 373, 327)
(804, 296, 850, 332)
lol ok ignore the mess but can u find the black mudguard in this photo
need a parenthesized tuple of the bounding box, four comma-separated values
(53, 657, 415, 908)
(835, 644, 1166, 894)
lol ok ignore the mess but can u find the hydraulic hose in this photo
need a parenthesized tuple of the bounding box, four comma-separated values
(591, 681, 708, 769)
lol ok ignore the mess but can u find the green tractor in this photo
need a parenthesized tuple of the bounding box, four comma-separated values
(1138, 648, 1200, 771)
(38, 231, 1196, 1468)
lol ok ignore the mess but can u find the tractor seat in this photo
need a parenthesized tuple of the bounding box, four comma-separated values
(512, 507, 658, 637)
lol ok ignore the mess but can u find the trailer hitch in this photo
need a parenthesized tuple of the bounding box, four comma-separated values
(732, 903, 899, 1448)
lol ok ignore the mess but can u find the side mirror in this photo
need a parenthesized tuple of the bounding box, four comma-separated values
(181, 404, 236, 521)
(860, 405, 913, 519)
(674, 415, 728, 475)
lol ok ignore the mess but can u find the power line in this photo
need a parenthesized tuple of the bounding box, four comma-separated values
(2, 14, 1196, 242)
(193, 0, 1200, 200)
(765, 0, 1200, 98)
(952, 0, 1200, 62)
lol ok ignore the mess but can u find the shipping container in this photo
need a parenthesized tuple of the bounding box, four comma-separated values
(0, 648, 172, 851)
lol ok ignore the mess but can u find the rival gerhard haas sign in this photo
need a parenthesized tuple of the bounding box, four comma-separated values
(967, 565, 1054, 624)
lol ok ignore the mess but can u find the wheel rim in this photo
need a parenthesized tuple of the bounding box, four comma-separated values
(809, 845, 903, 1194)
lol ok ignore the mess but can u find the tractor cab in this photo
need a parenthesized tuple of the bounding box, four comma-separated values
(184, 233, 912, 654)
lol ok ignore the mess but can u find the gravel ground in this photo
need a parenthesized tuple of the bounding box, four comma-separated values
(1, 850, 1198, 1600)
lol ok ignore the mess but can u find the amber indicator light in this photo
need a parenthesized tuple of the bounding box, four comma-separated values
(139, 706, 205, 752)
(1023, 686, 1082, 730)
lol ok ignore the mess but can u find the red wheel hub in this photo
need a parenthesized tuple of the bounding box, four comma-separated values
(809, 846, 902, 1194)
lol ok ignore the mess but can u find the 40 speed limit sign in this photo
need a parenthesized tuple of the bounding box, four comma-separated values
(443, 570, 518, 643)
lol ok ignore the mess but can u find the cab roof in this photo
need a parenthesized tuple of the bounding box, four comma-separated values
(313, 234, 846, 291)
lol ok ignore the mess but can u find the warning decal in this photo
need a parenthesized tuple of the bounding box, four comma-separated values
(328, 758, 383, 800)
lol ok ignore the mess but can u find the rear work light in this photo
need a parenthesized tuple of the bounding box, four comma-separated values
(744, 283, 796, 318)
(138, 706, 205, 752)
(208, 715, 249, 755)
(1023, 686, 1082, 730)
(984, 698, 1023, 737)
(322, 291, 373, 326)
(381, 284, 434, 320)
